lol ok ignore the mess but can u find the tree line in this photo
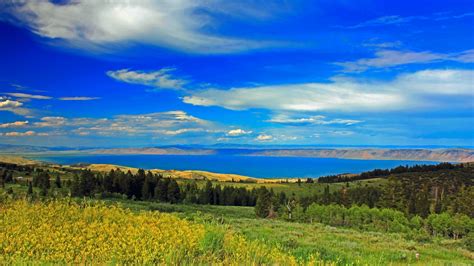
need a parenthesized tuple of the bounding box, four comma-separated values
(269, 201, 472, 242)
(302, 167, 473, 218)
(317, 162, 463, 183)
(68, 168, 258, 206)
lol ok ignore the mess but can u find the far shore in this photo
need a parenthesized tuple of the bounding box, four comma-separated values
(0, 154, 300, 183)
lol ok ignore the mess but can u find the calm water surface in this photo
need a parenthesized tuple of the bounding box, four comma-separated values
(33, 154, 437, 178)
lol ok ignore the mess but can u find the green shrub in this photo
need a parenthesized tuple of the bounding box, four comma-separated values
(463, 232, 474, 251)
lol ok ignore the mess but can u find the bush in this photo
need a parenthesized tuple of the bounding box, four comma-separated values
(463, 232, 474, 251)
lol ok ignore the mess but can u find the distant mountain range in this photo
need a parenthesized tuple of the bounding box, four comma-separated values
(0, 144, 473, 162)
(247, 148, 474, 163)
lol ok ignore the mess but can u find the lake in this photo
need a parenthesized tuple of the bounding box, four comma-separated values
(33, 154, 437, 178)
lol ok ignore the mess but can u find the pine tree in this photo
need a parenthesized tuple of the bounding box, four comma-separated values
(155, 178, 169, 202)
(322, 185, 330, 205)
(200, 181, 213, 204)
(27, 181, 33, 195)
(142, 177, 152, 200)
(167, 180, 181, 203)
(40, 183, 48, 196)
(255, 186, 272, 218)
(55, 174, 62, 188)
(70, 174, 81, 197)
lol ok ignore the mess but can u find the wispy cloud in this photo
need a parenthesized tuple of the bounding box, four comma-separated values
(0, 130, 48, 137)
(107, 68, 187, 90)
(335, 49, 474, 72)
(346, 15, 427, 29)
(1, 0, 272, 54)
(58, 97, 100, 101)
(344, 12, 474, 29)
(159, 128, 208, 136)
(1, 92, 100, 102)
(455, 49, 474, 63)
(183, 69, 473, 112)
(4, 92, 51, 100)
(363, 40, 402, 48)
(267, 115, 362, 126)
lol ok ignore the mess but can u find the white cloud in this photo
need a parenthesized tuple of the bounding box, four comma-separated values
(107, 68, 186, 90)
(336, 50, 445, 72)
(256, 134, 273, 141)
(0, 121, 29, 128)
(183, 81, 401, 112)
(346, 15, 426, 29)
(58, 97, 100, 101)
(363, 40, 402, 48)
(0, 99, 23, 108)
(393, 69, 474, 95)
(455, 49, 474, 63)
(4, 92, 51, 100)
(330, 130, 354, 136)
(267, 115, 362, 126)
(159, 128, 207, 136)
(34, 117, 68, 127)
(335, 49, 474, 72)
(2, 0, 268, 54)
(183, 69, 473, 112)
(30, 111, 215, 138)
(0, 98, 31, 116)
(344, 12, 474, 29)
(226, 128, 253, 137)
(1, 130, 46, 137)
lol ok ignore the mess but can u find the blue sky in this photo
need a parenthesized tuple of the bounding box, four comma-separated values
(0, 0, 473, 147)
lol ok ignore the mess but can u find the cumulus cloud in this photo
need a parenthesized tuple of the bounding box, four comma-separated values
(256, 134, 273, 141)
(1, 0, 269, 54)
(0, 121, 29, 128)
(0, 99, 23, 108)
(29, 111, 215, 138)
(226, 128, 253, 137)
(34, 117, 68, 127)
(0, 98, 32, 116)
(183, 69, 473, 112)
(4, 92, 51, 100)
(107, 68, 187, 90)
(58, 97, 100, 101)
(267, 115, 362, 126)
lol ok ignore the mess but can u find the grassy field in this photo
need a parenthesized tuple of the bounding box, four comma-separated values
(2, 183, 473, 265)
(100, 198, 473, 265)
(1, 197, 309, 265)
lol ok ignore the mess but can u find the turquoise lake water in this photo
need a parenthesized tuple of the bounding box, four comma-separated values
(33, 154, 437, 178)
